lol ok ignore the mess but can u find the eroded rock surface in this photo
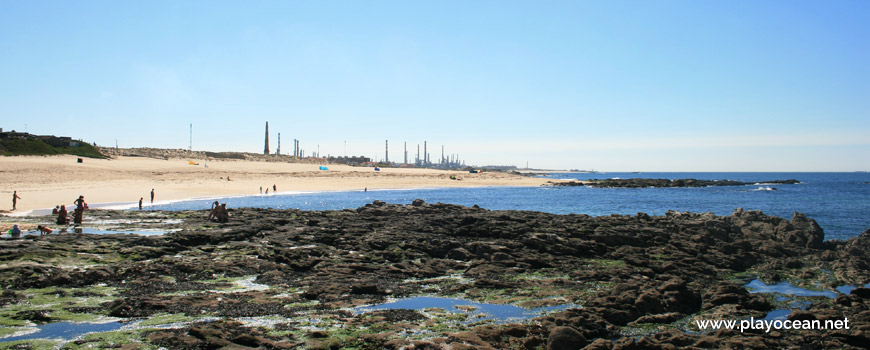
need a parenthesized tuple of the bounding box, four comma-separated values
(0, 201, 868, 349)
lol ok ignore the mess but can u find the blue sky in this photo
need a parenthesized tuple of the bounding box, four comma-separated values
(1, 0, 867, 171)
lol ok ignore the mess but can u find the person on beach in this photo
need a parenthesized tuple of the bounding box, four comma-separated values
(52, 206, 59, 215)
(57, 205, 69, 225)
(37, 225, 53, 235)
(273, 184, 276, 192)
(9, 224, 21, 238)
(139, 197, 143, 210)
(150, 189, 155, 203)
(260, 186, 263, 194)
(12, 191, 21, 211)
(265, 188, 269, 194)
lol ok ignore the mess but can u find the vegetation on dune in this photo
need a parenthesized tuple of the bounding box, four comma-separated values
(0, 138, 107, 158)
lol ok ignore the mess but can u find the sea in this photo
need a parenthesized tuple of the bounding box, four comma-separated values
(146, 172, 870, 241)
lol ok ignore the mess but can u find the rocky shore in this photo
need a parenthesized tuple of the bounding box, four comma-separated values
(1, 202, 868, 349)
(551, 178, 801, 188)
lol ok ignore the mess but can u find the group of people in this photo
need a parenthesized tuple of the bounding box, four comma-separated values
(208, 201, 229, 222)
(6, 187, 232, 239)
(138, 188, 156, 210)
(52, 195, 87, 224)
(259, 184, 277, 194)
(6, 224, 54, 238)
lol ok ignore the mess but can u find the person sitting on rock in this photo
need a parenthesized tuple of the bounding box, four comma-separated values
(9, 224, 21, 238)
(217, 203, 230, 222)
(57, 205, 69, 225)
(208, 201, 220, 221)
(207, 201, 230, 223)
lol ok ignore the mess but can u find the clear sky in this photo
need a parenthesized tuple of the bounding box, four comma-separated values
(1, 0, 867, 171)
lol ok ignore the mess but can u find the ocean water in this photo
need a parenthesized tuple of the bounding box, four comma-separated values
(147, 172, 870, 241)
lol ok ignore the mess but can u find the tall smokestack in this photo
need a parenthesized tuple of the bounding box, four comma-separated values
(385, 140, 389, 163)
(277, 133, 280, 155)
(264, 122, 270, 155)
(404, 142, 407, 164)
(424, 141, 427, 164)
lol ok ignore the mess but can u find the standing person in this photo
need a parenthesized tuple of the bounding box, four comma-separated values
(139, 198, 143, 210)
(74, 195, 86, 209)
(260, 186, 263, 194)
(273, 184, 277, 192)
(12, 191, 21, 211)
(73, 195, 86, 225)
(150, 189, 155, 203)
(73, 206, 84, 224)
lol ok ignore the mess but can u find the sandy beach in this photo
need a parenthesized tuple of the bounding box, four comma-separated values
(0, 155, 551, 215)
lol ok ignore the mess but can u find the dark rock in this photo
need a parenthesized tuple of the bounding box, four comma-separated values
(583, 338, 613, 350)
(554, 178, 800, 188)
(13, 310, 52, 323)
(446, 247, 472, 260)
(851, 287, 870, 298)
(350, 283, 385, 295)
(308, 331, 329, 338)
(548, 326, 588, 350)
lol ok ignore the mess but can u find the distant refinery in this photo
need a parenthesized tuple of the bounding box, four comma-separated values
(261, 121, 466, 169)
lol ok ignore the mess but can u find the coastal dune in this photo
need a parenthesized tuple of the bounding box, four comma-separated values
(0, 155, 549, 214)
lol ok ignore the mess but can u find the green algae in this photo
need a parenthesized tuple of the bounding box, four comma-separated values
(0, 285, 117, 326)
(585, 258, 627, 268)
(59, 330, 157, 350)
(0, 339, 61, 349)
(0, 326, 29, 338)
(137, 313, 197, 327)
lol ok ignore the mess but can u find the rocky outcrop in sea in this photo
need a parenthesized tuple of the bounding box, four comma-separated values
(551, 178, 801, 188)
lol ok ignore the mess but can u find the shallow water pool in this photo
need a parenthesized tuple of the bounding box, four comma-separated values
(355, 296, 574, 323)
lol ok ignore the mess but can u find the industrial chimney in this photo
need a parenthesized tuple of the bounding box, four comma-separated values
(264, 122, 270, 155)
